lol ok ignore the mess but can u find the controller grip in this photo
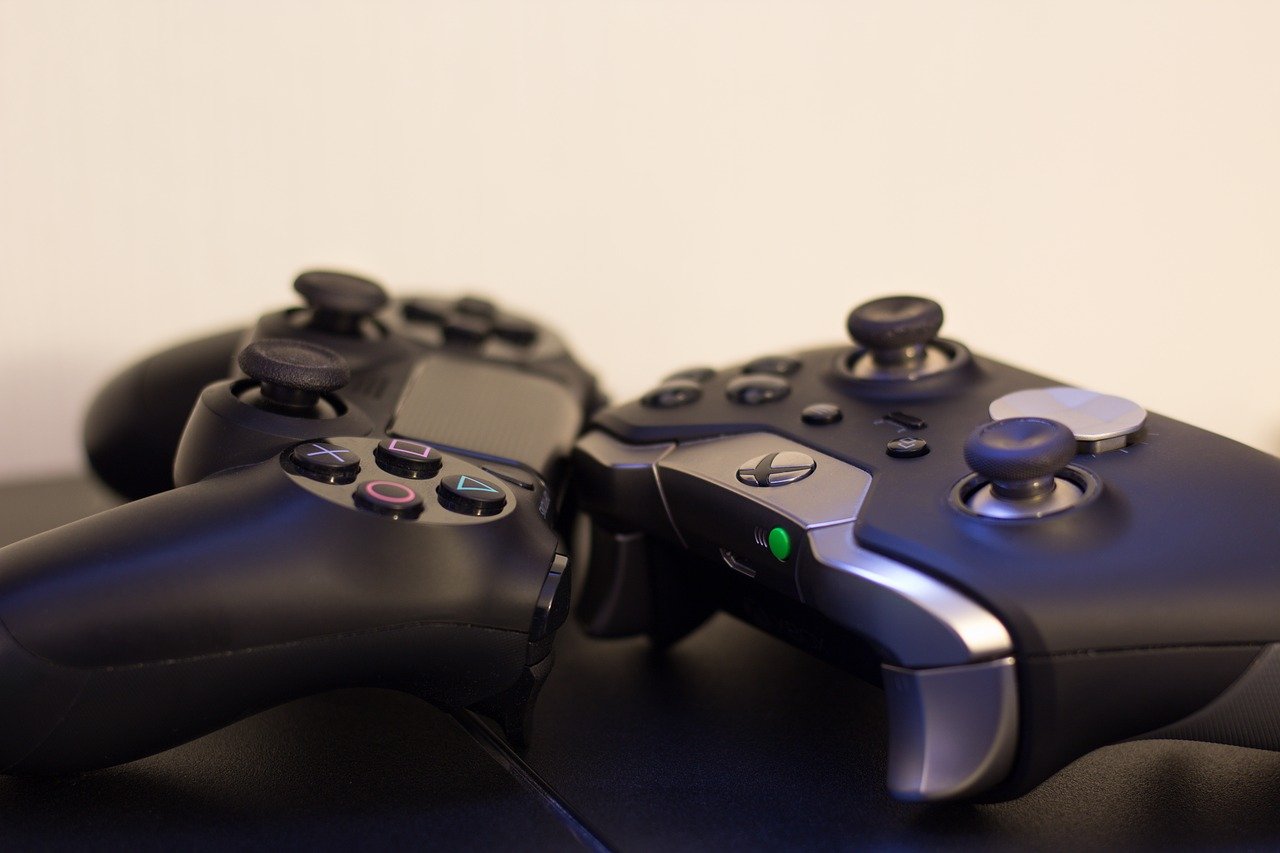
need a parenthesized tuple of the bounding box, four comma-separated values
(576, 521, 717, 647)
(0, 464, 533, 773)
(1148, 643, 1280, 750)
(84, 328, 244, 500)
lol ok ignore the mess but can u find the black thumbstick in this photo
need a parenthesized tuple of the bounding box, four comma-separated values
(964, 417, 1077, 500)
(237, 339, 350, 411)
(293, 270, 389, 334)
(847, 296, 944, 367)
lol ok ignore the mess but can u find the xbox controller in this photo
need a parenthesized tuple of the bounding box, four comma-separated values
(573, 295, 1280, 802)
(0, 270, 599, 774)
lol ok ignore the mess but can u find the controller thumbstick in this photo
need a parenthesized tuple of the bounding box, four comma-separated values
(237, 339, 350, 412)
(847, 296, 944, 368)
(964, 418, 1077, 501)
(293, 270, 389, 334)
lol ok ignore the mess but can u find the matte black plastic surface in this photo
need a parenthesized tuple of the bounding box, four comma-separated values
(581, 318, 1280, 800)
(83, 328, 243, 499)
(5, 476, 1280, 849)
(14, 276, 601, 775)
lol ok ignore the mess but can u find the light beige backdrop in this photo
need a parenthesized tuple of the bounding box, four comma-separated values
(2, 1, 1278, 478)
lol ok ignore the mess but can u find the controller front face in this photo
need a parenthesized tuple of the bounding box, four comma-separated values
(86, 271, 599, 500)
(574, 296, 1280, 802)
(0, 271, 593, 774)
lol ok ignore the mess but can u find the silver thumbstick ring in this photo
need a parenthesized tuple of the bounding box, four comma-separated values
(949, 464, 1102, 521)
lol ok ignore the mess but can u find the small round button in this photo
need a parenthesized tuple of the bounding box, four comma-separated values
(736, 451, 816, 487)
(375, 438, 443, 479)
(743, 355, 802, 376)
(455, 296, 497, 319)
(354, 480, 424, 518)
(493, 317, 539, 346)
(288, 441, 360, 483)
(443, 314, 491, 344)
(437, 474, 508, 516)
(802, 403, 843, 426)
(642, 380, 702, 409)
(886, 437, 930, 459)
(663, 367, 716, 384)
(403, 298, 449, 324)
(726, 375, 790, 406)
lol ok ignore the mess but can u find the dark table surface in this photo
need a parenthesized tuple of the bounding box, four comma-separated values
(2, 474, 1280, 851)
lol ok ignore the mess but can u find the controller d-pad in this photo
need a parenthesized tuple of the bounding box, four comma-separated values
(288, 441, 360, 483)
(736, 451, 817, 487)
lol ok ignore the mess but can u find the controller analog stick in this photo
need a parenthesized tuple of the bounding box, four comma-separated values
(961, 417, 1087, 519)
(847, 296, 944, 367)
(237, 339, 350, 411)
(293, 270, 389, 334)
(964, 418, 1076, 499)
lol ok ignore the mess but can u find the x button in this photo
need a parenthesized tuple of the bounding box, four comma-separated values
(288, 441, 361, 483)
(736, 451, 817, 487)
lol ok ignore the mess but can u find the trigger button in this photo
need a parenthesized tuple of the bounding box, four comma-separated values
(530, 554, 572, 641)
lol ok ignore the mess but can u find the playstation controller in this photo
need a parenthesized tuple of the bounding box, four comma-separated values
(0, 270, 599, 773)
(573, 295, 1280, 802)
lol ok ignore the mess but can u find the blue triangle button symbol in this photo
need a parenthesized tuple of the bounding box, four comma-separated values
(456, 475, 500, 494)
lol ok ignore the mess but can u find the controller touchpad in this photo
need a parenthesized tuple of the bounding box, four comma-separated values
(390, 356, 583, 477)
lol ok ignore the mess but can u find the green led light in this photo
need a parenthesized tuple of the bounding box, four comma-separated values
(767, 526, 792, 562)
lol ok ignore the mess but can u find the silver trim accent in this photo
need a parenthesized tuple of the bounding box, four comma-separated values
(966, 477, 1085, 519)
(658, 433, 871, 532)
(881, 658, 1019, 801)
(802, 523, 1013, 667)
(578, 428, 1021, 801)
(849, 342, 953, 381)
(989, 386, 1146, 448)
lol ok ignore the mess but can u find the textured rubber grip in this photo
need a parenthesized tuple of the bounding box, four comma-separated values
(1148, 643, 1280, 750)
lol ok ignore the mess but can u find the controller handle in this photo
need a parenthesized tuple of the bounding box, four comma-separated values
(83, 328, 244, 499)
(0, 458, 553, 774)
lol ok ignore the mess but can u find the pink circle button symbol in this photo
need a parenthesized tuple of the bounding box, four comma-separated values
(354, 480, 424, 518)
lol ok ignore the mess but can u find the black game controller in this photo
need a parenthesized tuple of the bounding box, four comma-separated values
(573, 295, 1280, 802)
(0, 270, 599, 774)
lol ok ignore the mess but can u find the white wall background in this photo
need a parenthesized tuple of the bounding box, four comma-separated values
(2, 1, 1278, 479)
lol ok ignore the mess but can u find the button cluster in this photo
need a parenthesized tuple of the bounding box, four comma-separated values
(403, 296, 539, 347)
(287, 439, 508, 520)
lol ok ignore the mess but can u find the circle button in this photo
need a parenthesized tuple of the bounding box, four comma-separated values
(802, 403, 843, 426)
(725, 375, 790, 406)
(642, 380, 702, 409)
(375, 438, 443, 478)
(289, 441, 360, 483)
(354, 480, 424, 518)
(438, 474, 508, 516)
(743, 355, 802, 376)
(886, 437, 930, 459)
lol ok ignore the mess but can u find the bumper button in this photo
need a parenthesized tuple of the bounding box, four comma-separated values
(530, 554, 571, 641)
